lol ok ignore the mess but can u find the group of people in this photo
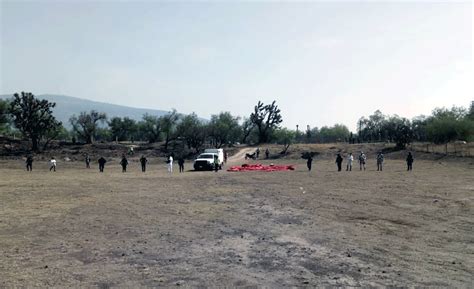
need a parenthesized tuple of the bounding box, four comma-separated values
(23, 150, 415, 173)
(332, 151, 413, 172)
(97, 154, 185, 173)
(24, 155, 57, 172)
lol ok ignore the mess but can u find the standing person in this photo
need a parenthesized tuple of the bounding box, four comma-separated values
(49, 157, 57, 172)
(307, 155, 313, 171)
(358, 151, 366, 171)
(140, 155, 148, 172)
(98, 157, 107, 172)
(167, 155, 173, 173)
(120, 155, 128, 172)
(335, 153, 343, 172)
(26, 155, 33, 171)
(85, 154, 91, 168)
(406, 152, 414, 171)
(223, 150, 228, 164)
(265, 148, 270, 159)
(377, 152, 384, 171)
(346, 153, 354, 171)
(213, 155, 219, 172)
(178, 157, 185, 173)
(256, 148, 260, 159)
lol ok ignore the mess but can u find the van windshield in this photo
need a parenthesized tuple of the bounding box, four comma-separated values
(198, 154, 215, 159)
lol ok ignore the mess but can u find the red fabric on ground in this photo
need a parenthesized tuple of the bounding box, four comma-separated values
(227, 163, 295, 172)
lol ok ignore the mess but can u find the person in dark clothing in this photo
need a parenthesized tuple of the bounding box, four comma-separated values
(98, 157, 107, 172)
(120, 155, 128, 172)
(140, 155, 148, 172)
(335, 153, 343, 171)
(377, 152, 384, 171)
(307, 156, 313, 171)
(406, 152, 414, 171)
(265, 148, 270, 159)
(26, 155, 33, 171)
(224, 151, 228, 164)
(85, 155, 91, 168)
(178, 157, 185, 173)
(256, 148, 260, 159)
(213, 155, 219, 172)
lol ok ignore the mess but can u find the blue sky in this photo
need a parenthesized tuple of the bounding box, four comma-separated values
(1, 1, 472, 131)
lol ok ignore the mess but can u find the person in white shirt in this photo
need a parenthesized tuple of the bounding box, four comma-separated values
(167, 155, 173, 173)
(346, 153, 353, 171)
(49, 157, 57, 172)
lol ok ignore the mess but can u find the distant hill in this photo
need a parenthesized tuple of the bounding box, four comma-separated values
(0, 94, 173, 128)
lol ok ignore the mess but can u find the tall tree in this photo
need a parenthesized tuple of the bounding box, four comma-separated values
(176, 113, 207, 153)
(469, 101, 474, 120)
(273, 128, 296, 154)
(241, 117, 254, 144)
(382, 116, 413, 148)
(249, 101, 283, 143)
(138, 114, 162, 143)
(425, 107, 473, 144)
(208, 112, 242, 148)
(160, 109, 179, 151)
(8, 92, 61, 151)
(69, 110, 107, 144)
(0, 99, 10, 133)
(109, 117, 137, 142)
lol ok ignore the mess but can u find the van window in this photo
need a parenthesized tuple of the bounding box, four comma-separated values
(198, 154, 215, 159)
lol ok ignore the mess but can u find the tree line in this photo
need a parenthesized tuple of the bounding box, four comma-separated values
(0, 92, 473, 152)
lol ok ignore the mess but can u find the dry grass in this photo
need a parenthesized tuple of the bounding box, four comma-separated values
(0, 144, 473, 287)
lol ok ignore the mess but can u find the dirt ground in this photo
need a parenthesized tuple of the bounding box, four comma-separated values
(0, 145, 473, 287)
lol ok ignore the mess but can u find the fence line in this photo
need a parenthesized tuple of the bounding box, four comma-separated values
(410, 142, 473, 157)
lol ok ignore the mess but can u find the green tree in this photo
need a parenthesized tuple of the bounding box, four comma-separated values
(0, 99, 10, 133)
(249, 101, 283, 143)
(273, 128, 296, 154)
(109, 117, 137, 142)
(240, 117, 255, 144)
(208, 112, 242, 148)
(138, 114, 162, 143)
(468, 101, 474, 120)
(319, 124, 350, 143)
(412, 115, 428, 142)
(176, 113, 207, 153)
(160, 109, 179, 151)
(8, 92, 61, 151)
(425, 106, 473, 144)
(382, 116, 413, 148)
(69, 110, 107, 144)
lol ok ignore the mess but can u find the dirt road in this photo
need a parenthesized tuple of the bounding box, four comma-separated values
(0, 147, 473, 287)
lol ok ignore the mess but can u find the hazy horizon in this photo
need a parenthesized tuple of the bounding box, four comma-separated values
(1, 1, 472, 131)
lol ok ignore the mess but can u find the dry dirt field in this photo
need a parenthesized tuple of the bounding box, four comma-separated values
(0, 145, 473, 287)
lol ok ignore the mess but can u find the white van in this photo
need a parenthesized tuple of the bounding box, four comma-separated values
(204, 148, 224, 166)
(193, 149, 224, 171)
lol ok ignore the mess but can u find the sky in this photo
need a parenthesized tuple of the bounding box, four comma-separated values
(0, 0, 472, 131)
